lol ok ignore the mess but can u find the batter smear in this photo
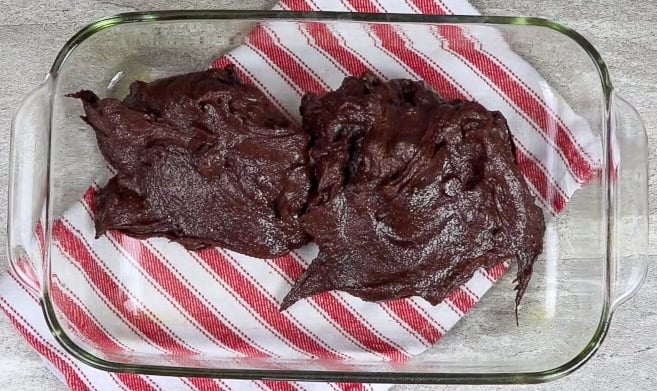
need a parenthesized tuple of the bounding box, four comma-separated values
(281, 73, 545, 314)
(69, 67, 311, 258)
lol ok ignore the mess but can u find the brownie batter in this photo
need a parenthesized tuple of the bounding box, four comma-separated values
(281, 73, 545, 313)
(69, 67, 311, 258)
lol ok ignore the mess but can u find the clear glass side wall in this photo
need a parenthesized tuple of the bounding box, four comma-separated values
(44, 13, 611, 382)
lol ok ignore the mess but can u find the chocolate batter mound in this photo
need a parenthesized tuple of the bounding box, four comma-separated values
(281, 73, 545, 313)
(69, 67, 311, 258)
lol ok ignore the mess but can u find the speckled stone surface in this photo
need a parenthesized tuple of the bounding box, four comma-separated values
(1, 1, 655, 390)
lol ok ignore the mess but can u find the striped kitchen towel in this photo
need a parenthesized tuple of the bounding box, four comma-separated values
(0, 0, 601, 390)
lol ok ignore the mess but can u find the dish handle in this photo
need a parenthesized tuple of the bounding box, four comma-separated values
(609, 94, 649, 311)
(6, 77, 53, 295)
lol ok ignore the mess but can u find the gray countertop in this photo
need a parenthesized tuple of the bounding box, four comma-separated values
(1, 0, 655, 390)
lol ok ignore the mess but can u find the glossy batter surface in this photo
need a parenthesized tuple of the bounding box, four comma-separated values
(281, 73, 545, 311)
(70, 67, 311, 258)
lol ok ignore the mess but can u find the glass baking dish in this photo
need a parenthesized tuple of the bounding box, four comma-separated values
(6, 10, 648, 384)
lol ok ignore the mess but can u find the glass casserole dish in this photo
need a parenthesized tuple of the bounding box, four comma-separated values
(6, 10, 648, 384)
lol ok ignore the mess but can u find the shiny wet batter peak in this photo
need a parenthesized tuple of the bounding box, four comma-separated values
(282, 73, 545, 314)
